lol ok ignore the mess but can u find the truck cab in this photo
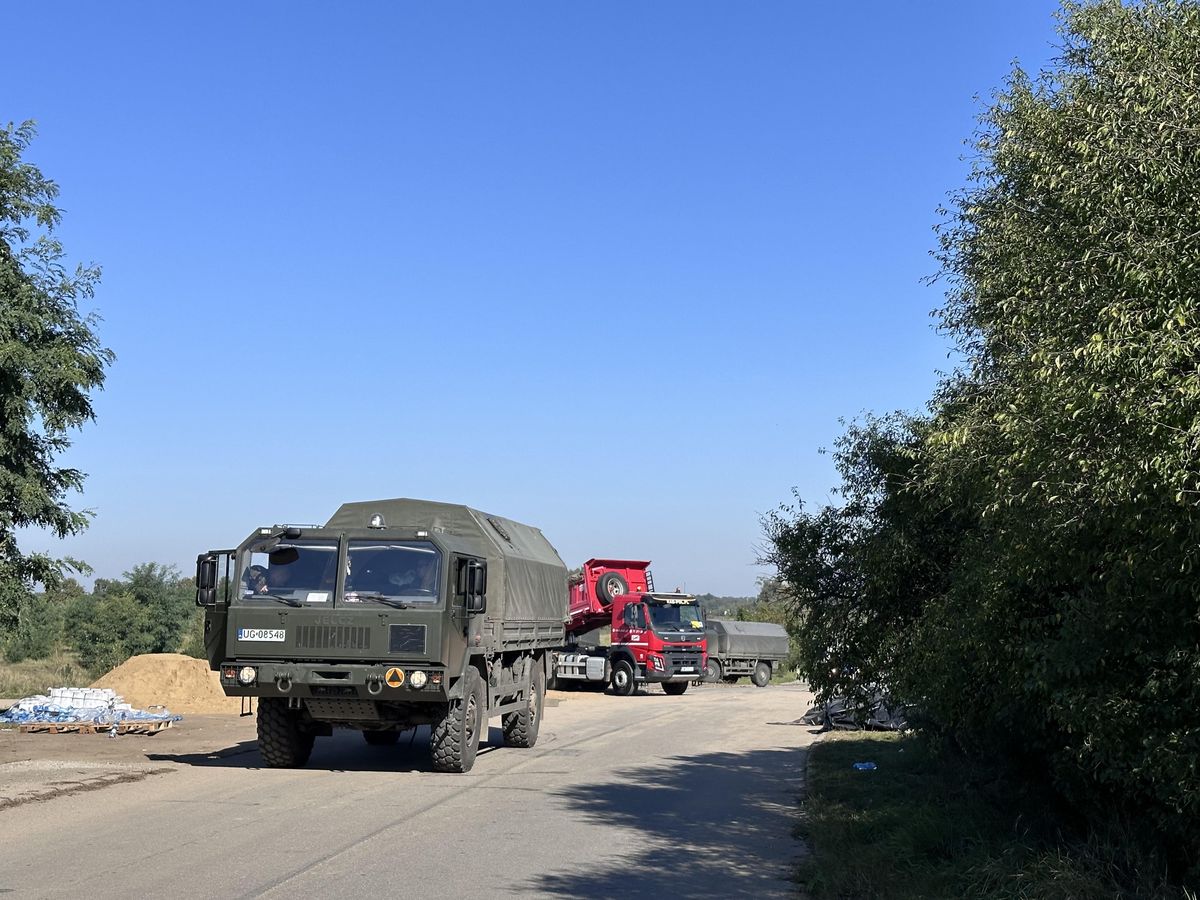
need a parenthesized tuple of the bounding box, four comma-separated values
(608, 591, 707, 694)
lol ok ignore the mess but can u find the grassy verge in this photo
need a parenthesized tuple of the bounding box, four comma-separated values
(798, 732, 1186, 899)
(0, 653, 90, 700)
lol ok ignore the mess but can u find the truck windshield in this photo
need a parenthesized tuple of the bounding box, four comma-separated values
(344, 541, 441, 606)
(238, 540, 338, 605)
(648, 602, 705, 633)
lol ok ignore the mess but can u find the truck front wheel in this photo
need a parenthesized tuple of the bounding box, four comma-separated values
(257, 698, 315, 768)
(503, 663, 545, 748)
(431, 668, 484, 773)
(662, 681, 688, 696)
(704, 658, 722, 682)
(752, 662, 772, 687)
(610, 659, 636, 696)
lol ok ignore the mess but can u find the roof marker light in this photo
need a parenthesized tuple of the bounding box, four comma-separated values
(368, 514, 387, 529)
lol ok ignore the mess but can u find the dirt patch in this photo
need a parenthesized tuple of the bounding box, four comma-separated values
(90, 654, 243, 715)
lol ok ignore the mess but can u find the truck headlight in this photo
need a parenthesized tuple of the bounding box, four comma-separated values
(237, 666, 257, 685)
(410, 670, 428, 689)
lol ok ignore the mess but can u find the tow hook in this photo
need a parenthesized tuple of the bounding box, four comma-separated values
(366, 676, 384, 696)
(275, 674, 293, 694)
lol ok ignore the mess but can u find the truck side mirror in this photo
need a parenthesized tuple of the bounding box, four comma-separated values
(196, 554, 218, 607)
(458, 559, 487, 614)
(467, 563, 487, 614)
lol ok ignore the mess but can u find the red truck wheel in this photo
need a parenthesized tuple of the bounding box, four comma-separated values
(610, 659, 636, 696)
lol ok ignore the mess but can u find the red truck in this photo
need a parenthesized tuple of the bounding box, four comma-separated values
(550, 559, 707, 696)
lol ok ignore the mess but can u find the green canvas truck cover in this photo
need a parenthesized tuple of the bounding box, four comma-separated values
(706, 620, 789, 660)
(325, 498, 568, 626)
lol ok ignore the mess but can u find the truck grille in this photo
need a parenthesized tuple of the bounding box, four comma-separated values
(667, 650, 703, 668)
(296, 625, 371, 651)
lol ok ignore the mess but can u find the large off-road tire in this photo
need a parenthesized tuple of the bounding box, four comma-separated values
(610, 659, 636, 696)
(503, 662, 545, 748)
(704, 658, 723, 683)
(257, 698, 315, 768)
(662, 681, 688, 696)
(363, 729, 400, 746)
(595, 572, 629, 604)
(431, 668, 484, 773)
(752, 661, 772, 688)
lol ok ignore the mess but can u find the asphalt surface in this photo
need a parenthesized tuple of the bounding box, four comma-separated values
(0, 683, 818, 899)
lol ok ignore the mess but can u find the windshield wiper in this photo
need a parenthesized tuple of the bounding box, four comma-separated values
(261, 593, 302, 608)
(346, 592, 411, 609)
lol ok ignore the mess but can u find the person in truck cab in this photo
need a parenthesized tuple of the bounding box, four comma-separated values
(244, 565, 269, 595)
(267, 563, 295, 590)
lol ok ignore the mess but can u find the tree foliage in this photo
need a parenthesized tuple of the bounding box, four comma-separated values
(67, 564, 196, 673)
(0, 121, 113, 636)
(765, 0, 1200, 870)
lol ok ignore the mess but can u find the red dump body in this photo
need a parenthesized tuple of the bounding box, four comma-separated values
(567, 558, 653, 635)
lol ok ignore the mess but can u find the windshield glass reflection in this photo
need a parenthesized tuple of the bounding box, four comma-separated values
(648, 603, 705, 633)
(238, 541, 338, 606)
(344, 541, 441, 607)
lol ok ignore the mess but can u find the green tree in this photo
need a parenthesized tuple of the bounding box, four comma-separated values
(925, 0, 1200, 858)
(763, 415, 973, 710)
(766, 0, 1200, 870)
(0, 121, 113, 637)
(72, 591, 146, 675)
(91, 563, 195, 656)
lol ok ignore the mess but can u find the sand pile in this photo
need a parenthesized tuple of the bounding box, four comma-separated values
(90, 653, 244, 715)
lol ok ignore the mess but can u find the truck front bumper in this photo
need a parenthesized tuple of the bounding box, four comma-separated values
(217, 660, 448, 702)
(640, 657, 705, 683)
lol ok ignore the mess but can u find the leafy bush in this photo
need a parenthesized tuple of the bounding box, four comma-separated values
(766, 0, 1200, 876)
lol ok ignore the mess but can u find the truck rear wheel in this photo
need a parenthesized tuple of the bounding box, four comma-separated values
(662, 681, 688, 696)
(503, 662, 545, 748)
(704, 658, 723, 682)
(610, 659, 636, 696)
(257, 698, 315, 768)
(752, 662, 772, 687)
(595, 572, 628, 604)
(431, 668, 484, 773)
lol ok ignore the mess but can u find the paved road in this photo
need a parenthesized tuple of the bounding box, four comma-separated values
(0, 683, 817, 899)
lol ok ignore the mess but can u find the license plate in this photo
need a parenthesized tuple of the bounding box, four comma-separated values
(237, 628, 285, 642)
(679, 666, 695, 673)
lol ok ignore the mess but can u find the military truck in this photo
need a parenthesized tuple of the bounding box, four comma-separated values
(703, 620, 789, 687)
(195, 498, 567, 773)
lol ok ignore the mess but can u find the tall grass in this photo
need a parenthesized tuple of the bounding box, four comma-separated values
(798, 732, 1189, 899)
(0, 653, 90, 700)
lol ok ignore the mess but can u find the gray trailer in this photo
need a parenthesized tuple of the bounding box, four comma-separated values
(703, 620, 789, 687)
(196, 498, 567, 773)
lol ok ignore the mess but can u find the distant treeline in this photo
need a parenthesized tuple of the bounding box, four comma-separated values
(3, 564, 202, 676)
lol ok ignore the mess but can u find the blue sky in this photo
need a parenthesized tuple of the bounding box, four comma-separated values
(13, 1, 1061, 596)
